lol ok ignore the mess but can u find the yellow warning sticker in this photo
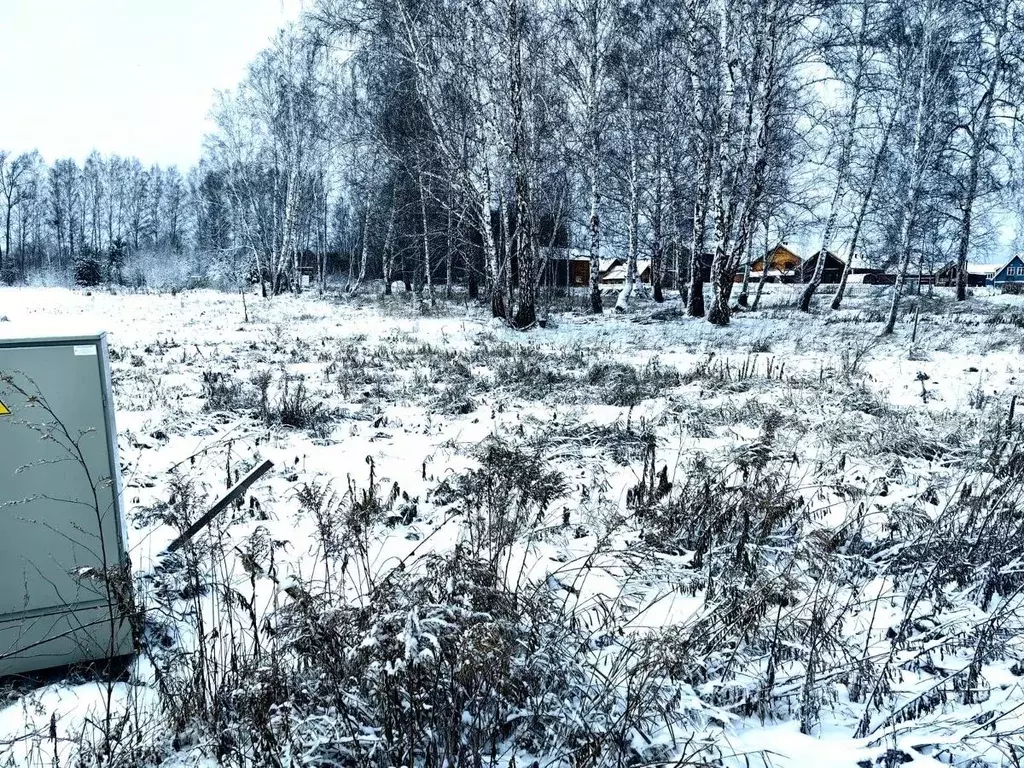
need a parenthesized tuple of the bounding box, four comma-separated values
(0, 400, 9, 416)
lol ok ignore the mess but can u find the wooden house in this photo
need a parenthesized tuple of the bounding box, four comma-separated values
(540, 247, 592, 288)
(934, 261, 1000, 288)
(847, 270, 895, 285)
(738, 245, 846, 284)
(795, 251, 846, 284)
(850, 266, 890, 282)
(750, 244, 802, 274)
(739, 244, 803, 283)
(597, 258, 624, 281)
(600, 259, 653, 285)
(988, 256, 1024, 286)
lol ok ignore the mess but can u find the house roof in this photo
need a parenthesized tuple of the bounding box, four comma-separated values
(990, 255, 1024, 277)
(802, 250, 846, 266)
(772, 243, 802, 259)
(938, 260, 1000, 276)
(746, 243, 804, 267)
(967, 262, 1000, 276)
(539, 247, 590, 262)
(601, 260, 652, 282)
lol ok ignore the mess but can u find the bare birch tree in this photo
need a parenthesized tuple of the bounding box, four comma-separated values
(799, 0, 873, 312)
(882, 0, 954, 336)
(952, 0, 1013, 301)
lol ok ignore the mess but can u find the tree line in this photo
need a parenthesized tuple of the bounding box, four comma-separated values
(0, 151, 243, 288)
(3, 0, 1023, 328)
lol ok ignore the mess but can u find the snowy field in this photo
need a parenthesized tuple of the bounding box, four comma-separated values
(2, 284, 1024, 767)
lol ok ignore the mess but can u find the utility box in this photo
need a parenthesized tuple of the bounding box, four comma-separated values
(0, 331, 134, 677)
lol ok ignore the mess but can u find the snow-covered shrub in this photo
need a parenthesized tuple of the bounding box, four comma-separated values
(434, 379, 475, 414)
(634, 413, 832, 725)
(431, 436, 567, 569)
(640, 412, 795, 564)
(125, 250, 207, 293)
(22, 267, 73, 288)
(270, 548, 687, 767)
(249, 369, 273, 421)
(327, 342, 395, 401)
(533, 418, 653, 466)
(585, 358, 680, 406)
(144, 441, 692, 767)
(494, 353, 573, 400)
(274, 375, 327, 430)
(201, 370, 250, 413)
(984, 311, 1024, 328)
(679, 352, 784, 392)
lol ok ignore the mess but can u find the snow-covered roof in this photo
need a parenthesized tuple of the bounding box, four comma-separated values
(939, 260, 1000, 276)
(600, 260, 652, 282)
(966, 262, 1000, 276)
(539, 247, 590, 262)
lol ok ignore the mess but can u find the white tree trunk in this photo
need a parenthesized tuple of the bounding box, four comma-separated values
(616, 95, 641, 313)
(883, 23, 934, 336)
(800, 0, 869, 312)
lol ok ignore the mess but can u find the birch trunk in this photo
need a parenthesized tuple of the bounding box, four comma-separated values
(707, 2, 739, 327)
(687, 154, 712, 318)
(714, 0, 776, 322)
(445, 202, 454, 300)
(616, 95, 641, 313)
(586, 12, 604, 315)
(482, 165, 506, 319)
(955, 0, 1007, 301)
(800, 0, 869, 312)
(737, 228, 754, 307)
(685, 49, 710, 317)
(588, 161, 602, 314)
(418, 170, 434, 308)
(281, 146, 301, 295)
(382, 190, 398, 296)
(508, 0, 537, 329)
(883, 31, 933, 337)
(350, 202, 371, 294)
(832, 108, 897, 310)
(751, 247, 772, 309)
(651, 165, 665, 303)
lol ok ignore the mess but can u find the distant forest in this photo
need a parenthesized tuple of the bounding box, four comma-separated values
(2, 0, 1024, 328)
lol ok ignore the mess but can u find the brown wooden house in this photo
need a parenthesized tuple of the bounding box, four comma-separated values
(599, 258, 681, 288)
(540, 248, 591, 288)
(934, 261, 998, 288)
(750, 244, 803, 275)
(795, 251, 846, 283)
(737, 245, 846, 284)
(600, 259, 653, 285)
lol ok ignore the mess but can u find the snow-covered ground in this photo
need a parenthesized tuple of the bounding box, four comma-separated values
(2, 284, 1024, 767)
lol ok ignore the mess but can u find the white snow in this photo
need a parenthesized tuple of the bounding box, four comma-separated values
(2, 283, 1023, 767)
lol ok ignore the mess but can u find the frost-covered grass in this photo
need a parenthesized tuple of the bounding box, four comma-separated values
(2, 284, 1024, 767)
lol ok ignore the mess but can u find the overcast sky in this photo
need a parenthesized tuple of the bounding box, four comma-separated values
(0, 0, 304, 169)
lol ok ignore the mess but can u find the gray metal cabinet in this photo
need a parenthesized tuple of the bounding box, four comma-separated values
(0, 332, 134, 676)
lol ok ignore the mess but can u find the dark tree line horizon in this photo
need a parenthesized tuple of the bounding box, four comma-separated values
(2, 0, 1023, 328)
